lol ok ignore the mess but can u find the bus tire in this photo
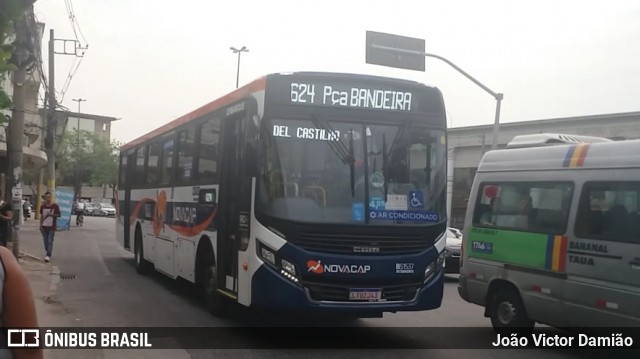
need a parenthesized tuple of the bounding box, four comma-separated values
(201, 257, 229, 318)
(134, 227, 152, 275)
(489, 286, 534, 335)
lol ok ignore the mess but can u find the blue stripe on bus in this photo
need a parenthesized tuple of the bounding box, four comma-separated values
(562, 145, 576, 168)
(544, 234, 554, 270)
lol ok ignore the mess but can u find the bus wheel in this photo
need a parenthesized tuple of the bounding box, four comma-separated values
(134, 227, 152, 275)
(201, 258, 229, 318)
(489, 287, 534, 335)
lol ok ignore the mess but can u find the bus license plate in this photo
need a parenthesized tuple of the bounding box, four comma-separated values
(349, 288, 382, 301)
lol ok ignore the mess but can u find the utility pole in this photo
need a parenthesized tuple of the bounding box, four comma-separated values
(6, 10, 33, 257)
(44, 31, 87, 203)
(45, 28, 56, 202)
(72, 98, 85, 200)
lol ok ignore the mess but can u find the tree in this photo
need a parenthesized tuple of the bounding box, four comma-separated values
(0, 0, 36, 122)
(56, 128, 120, 199)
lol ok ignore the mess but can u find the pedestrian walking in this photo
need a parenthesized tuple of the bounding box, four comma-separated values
(39, 192, 60, 262)
(0, 193, 13, 247)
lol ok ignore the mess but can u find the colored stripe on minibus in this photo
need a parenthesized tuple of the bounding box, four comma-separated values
(562, 146, 576, 167)
(563, 143, 591, 168)
(545, 235, 567, 272)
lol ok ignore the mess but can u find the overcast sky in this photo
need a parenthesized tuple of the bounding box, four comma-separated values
(34, 0, 640, 145)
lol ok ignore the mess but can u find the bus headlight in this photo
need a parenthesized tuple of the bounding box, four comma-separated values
(424, 251, 446, 282)
(281, 259, 296, 276)
(257, 241, 300, 284)
(280, 259, 299, 283)
(260, 246, 276, 266)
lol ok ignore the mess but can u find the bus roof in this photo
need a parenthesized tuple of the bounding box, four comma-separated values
(120, 71, 440, 152)
(478, 138, 640, 172)
(505, 133, 613, 149)
(120, 76, 267, 151)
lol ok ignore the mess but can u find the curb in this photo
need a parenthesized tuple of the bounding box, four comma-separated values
(18, 250, 60, 294)
(21, 252, 42, 261)
(49, 265, 61, 292)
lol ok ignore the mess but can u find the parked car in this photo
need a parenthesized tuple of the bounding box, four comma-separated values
(444, 227, 463, 273)
(96, 203, 116, 217)
(84, 203, 97, 216)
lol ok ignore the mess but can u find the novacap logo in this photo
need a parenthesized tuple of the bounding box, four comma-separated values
(306, 260, 371, 274)
(307, 260, 324, 273)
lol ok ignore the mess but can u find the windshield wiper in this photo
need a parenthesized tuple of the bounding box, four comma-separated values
(311, 114, 357, 197)
(310, 114, 352, 164)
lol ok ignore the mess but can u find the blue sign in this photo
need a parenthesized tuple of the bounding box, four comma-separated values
(369, 196, 385, 211)
(471, 241, 493, 254)
(408, 191, 424, 208)
(352, 202, 365, 222)
(54, 188, 74, 231)
(369, 210, 439, 222)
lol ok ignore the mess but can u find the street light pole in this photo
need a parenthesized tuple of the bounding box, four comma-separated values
(72, 98, 86, 200)
(370, 44, 504, 150)
(230, 46, 249, 88)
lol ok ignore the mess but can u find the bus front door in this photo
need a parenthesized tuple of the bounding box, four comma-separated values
(216, 110, 252, 297)
(123, 151, 136, 250)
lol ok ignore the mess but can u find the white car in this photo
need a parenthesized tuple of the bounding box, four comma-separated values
(97, 203, 116, 217)
(445, 227, 463, 273)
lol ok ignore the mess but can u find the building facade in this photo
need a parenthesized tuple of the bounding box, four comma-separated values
(446, 111, 640, 228)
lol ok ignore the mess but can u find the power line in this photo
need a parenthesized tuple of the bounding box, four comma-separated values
(63, 0, 88, 47)
(68, 0, 88, 46)
(55, 0, 89, 104)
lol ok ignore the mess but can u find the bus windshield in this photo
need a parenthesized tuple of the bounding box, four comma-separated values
(256, 117, 446, 225)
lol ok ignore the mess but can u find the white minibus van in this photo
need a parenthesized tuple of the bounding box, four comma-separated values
(458, 134, 640, 332)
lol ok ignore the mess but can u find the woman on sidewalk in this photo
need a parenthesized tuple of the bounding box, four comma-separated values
(0, 246, 44, 359)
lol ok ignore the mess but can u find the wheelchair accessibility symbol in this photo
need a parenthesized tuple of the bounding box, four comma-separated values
(409, 191, 424, 209)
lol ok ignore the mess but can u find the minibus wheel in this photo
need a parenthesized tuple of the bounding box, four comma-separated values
(489, 286, 534, 334)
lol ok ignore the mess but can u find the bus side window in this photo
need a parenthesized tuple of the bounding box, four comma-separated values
(575, 182, 640, 242)
(198, 118, 220, 182)
(160, 137, 175, 186)
(629, 211, 640, 243)
(146, 142, 161, 186)
(177, 127, 196, 184)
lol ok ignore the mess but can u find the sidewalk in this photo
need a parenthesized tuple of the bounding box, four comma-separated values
(7, 220, 60, 359)
(10, 220, 61, 327)
(9, 220, 191, 359)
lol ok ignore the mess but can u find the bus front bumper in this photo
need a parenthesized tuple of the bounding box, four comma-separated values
(250, 264, 444, 314)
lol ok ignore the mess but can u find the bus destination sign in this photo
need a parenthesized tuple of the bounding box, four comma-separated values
(289, 82, 413, 112)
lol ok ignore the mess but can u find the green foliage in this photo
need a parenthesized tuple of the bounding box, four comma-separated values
(0, 0, 34, 122)
(56, 129, 120, 197)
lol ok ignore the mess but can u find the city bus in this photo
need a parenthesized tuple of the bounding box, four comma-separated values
(458, 134, 640, 332)
(116, 71, 448, 317)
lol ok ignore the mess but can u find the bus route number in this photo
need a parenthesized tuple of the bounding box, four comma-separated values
(291, 83, 316, 104)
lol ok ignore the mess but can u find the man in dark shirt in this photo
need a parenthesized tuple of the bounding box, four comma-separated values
(0, 193, 13, 247)
(40, 192, 60, 262)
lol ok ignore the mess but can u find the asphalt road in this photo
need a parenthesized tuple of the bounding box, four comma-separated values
(20, 215, 637, 358)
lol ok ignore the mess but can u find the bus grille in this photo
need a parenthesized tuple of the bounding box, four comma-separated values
(304, 281, 421, 302)
(295, 232, 429, 255)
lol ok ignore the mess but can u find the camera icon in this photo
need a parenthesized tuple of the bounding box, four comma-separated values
(7, 329, 39, 347)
